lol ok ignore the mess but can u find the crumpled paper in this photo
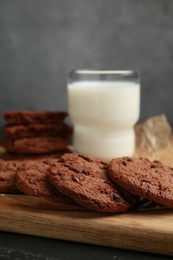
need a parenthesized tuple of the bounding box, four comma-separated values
(135, 114, 172, 151)
(135, 114, 173, 166)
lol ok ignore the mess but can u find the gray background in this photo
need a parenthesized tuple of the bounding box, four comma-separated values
(0, 0, 173, 130)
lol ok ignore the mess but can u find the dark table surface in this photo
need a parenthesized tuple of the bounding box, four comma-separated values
(0, 231, 172, 260)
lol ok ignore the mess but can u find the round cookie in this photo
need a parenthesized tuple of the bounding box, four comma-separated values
(5, 123, 73, 139)
(4, 111, 68, 125)
(0, 160, 23, 193)
(15, 159, 81, 210)
(108, 157, 173, 208)
(48, 153, 136, 213)
(7, 136, 69, 154)
(1, 150, 71, 161)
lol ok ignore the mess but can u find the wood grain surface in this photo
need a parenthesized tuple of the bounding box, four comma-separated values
(0, 196, 173, 256)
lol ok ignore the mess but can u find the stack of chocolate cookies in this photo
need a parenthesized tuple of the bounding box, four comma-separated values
(2, 111, 72, 157)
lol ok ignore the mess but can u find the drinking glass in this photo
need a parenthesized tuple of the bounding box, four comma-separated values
(67, 70, 140, 161)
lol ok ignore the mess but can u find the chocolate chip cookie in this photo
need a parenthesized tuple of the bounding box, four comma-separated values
(6, 136, 69, 154)
(0, 160, 22, 193)
(4, 111, 68, 125)
(4, 123, 73, 139)
(108, 157, 173, 208)
(15, 159, 81, 210)
(48, 153, 136, 213)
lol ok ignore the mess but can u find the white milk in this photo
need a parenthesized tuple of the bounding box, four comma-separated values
(67, 81, 140, 161)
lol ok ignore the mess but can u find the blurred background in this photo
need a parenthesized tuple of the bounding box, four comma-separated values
(0, 0, 173, 131)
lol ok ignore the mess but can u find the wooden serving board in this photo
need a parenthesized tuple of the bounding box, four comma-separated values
(0, 196, 173, 256)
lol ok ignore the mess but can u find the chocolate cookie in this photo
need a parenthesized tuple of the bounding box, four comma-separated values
(6, 137, 69, 154)
(1, 150, 71, 161)
(4, 111, 67, 125)
(0, 160, 22, 193)
(4, 123, 73, 139)
(48, 153, 136, 213)
(108, 157, 173, 208)
(15, 159, 81, 210)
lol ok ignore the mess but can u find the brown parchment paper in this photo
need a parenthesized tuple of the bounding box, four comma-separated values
(134, 114, 173, 167)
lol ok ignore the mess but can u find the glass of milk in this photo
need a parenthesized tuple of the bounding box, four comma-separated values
(67, 70, 140, 161)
